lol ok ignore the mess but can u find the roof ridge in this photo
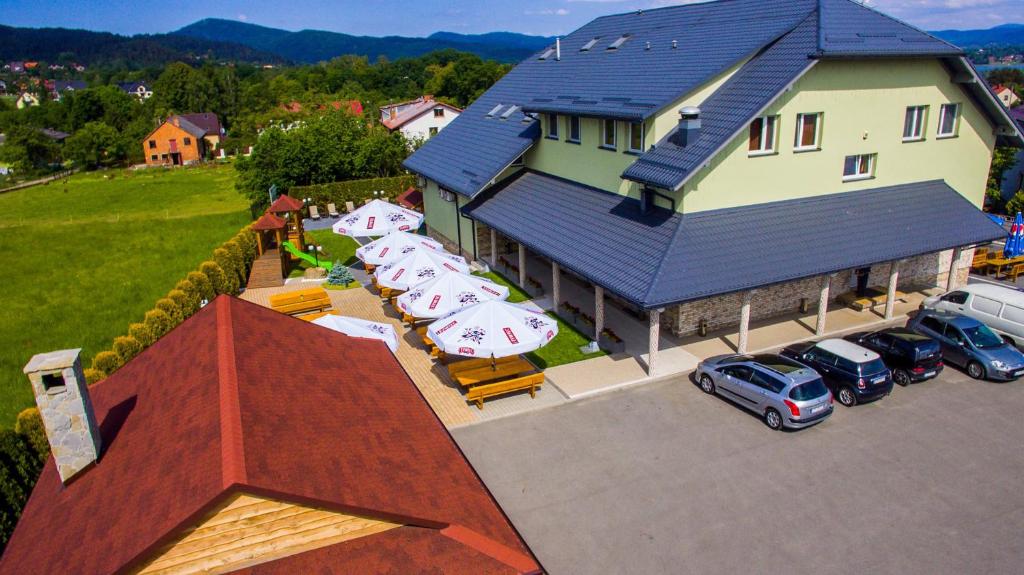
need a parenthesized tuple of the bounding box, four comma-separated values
(440, 524, 541, 574)
(216, 296, 247, 488)
(832, 0, 962, 54)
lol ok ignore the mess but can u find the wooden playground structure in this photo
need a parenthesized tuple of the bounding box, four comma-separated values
(248, 195, 308, 289)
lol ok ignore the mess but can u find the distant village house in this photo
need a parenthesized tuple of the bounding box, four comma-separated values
(142, 113, 223, 166)
(118, 81, 153, 99)
(993, 85, 1021, 108)
(380, 95, 461, 141)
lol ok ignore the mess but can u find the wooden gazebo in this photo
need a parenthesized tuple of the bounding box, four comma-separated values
(267, 194, 306, 257)
(249, 212, 290, 286)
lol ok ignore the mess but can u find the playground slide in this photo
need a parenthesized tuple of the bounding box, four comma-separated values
(282, 241, 334, 271)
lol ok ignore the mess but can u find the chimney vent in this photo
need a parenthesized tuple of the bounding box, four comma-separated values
(645, 41, 651, 51)
(23, 349, 102, 484)
(556, 38, 561, 61)
(677, 106, 701, 148)
(671, 40, 678, 49)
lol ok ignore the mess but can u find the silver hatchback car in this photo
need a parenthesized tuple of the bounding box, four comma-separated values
(697, 354, 834, 430)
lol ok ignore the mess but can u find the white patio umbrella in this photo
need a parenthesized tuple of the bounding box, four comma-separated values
(427, 299, 559, 359)
(375, 249, 469, 291)
(396, 271, 510, 319)
(332, 199, 424, 237)
(311, 314, 400, 353)
(355, 230, 443, 266)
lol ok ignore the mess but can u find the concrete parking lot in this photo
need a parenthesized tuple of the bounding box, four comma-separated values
(454, 365, 1024, 574)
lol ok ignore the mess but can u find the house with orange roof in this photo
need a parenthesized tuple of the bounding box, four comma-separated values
(993, 84, 1020, 108)
(1, 295, 542, 574)
(142, 114, 222, 166)
(380, 95, 462, 142)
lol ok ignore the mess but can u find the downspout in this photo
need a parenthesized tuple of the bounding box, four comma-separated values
(454, 195, 464, 257)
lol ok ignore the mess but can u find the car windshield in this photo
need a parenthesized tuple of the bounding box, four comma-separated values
(963, 325, 1004, 349)
(789, 379, 828, 401)
(857, 358, 888, 376)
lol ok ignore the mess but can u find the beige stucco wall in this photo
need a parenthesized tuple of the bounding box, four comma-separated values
(524, 59, 746, 197)
(678, 59, 997, 213)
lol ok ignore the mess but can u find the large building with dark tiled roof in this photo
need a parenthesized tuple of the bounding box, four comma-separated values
(1, 296, 540, 574)
(404, 0, 1024, 369)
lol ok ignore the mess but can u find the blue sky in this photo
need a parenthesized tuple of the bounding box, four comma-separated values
(0, 0, 1019, 37)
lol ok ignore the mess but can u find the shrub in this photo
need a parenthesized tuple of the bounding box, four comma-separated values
(326, 261, 355, 286)
(223, 240, 247, 284)
(154, 297, 181, 325)
(14, 408, 48, 464)
(83, 368, 104, 384)
(187, 271, 215, 302)
(90, 351, 122, 377)
(213, 249, 239, 294)
(0, 428, 44, 546)
(111, 336, 143, 365)
(173, 280, 201, 314)
(290, 175, 415, 208)
(128, 322, 153, 348)
(200, 261, 228, 296)
(235, 228, 257, 266)
(166, 289, 195, 320)
(1007, 189, 1024, 216)
(143, 308, 173, 340)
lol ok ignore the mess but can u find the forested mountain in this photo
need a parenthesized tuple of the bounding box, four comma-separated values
(0, 25, 283, 67)
(174, 18, 551, 63)
(930, 23, 1024, 47)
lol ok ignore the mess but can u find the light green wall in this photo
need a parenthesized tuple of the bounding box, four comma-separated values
(422, 179, 478, 258)
(679, 59, 997, 213)
(523, 60, 745, 198)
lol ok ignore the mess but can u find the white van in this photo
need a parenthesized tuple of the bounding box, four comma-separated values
(922, 283, 1024, 347)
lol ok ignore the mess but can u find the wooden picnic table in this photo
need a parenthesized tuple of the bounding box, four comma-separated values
(984, 256, 1024, 276)
(453, 359, 536, 388)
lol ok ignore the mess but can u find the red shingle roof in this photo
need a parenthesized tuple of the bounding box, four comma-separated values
(252, 212, 287, 230)
(267, 194, 304, 213)
(0, 296, 540, 574)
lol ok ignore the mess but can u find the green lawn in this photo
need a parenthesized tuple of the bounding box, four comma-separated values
(0, 164, 248, 427)
(286, 229, 360, 277)
(474, 270, 532, 303)
(526, 312, 607, 369)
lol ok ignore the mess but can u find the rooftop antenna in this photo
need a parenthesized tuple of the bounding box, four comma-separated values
(556, 37, 561, 61)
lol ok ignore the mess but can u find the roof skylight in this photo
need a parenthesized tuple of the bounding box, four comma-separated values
(608, 34, 631, 50)
(486, 104, 504, 117)
(581, 38, 601, 52)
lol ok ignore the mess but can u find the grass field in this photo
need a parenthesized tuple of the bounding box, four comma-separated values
(0, 165, 249, 427)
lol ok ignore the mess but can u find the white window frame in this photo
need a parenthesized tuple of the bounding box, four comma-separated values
(794, 112, 822, 151)
(843, 154, 876, 182)
(627, 121, 644, 153)
(567, 116, 581, 143)
(937, 103, 961, 139)
(903, 105, 927, 142)
(546, 113, 559, 139)
(748, 115, 778, 156)
(601, 119, 617, 150)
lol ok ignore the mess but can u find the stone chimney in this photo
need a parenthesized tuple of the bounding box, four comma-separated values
(23, 349, 102, 484)
(677, 106, 701, 148)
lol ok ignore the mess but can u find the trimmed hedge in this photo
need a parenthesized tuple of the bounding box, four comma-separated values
(290, 176, 415, 209)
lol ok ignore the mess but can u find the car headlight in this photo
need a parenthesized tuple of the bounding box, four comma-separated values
(991, 360, 1009, 370)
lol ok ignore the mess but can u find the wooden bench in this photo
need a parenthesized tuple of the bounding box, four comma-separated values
(999, 262, 1024, 282)
(269, 287, 332, 316)
(970, 248, 993, 272)
(466, 373, 544, 410)
(454, 359, 537, 388)
(299, 310, 339, 322)
(447, 355, 522, 377)
(839, 290, 906, 312)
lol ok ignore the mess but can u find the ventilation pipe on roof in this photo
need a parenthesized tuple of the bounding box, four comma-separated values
(677, 106, 701, 148)
(672, 40, 678, 49)
(556, 38, 561, 61)
(645, 41, 651, 51)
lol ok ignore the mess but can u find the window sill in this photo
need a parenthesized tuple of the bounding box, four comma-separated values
(748, 150, 778, 158)
(793, 147, 820, 154)
(598, 145, 618, 152)
(936, 134, 958, 140)
(624, 150, 644, 156)
(567, 139, 581, 145)
(545, 135, 560, 141)
(902, 137, 926, 143)
(842, 175, 875, 183)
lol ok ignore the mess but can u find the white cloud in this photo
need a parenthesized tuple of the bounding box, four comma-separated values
(237, 13, 248, 21)
(525, 8, 571, 16)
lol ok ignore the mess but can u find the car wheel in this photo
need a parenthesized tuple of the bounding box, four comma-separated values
(893, 369, 911, 387)
(764, 408, 783, 431)
(837, 387, 858, 407)
(699, 374, 716, 394)
(967, 361, 986, 380)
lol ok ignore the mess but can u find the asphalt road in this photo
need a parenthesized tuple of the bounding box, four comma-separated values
(454, 365, 1024, 574)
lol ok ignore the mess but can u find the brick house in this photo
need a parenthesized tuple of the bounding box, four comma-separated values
(142, 114, 219, 166)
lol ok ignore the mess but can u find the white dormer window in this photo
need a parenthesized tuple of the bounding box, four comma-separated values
(568, 116, 581, 143)
(748, 115, 778, 156)
(601, 119, 617, 150)
(903, 106, 927, 142)
(628, 122, 644, 153)
(546, 113, 559, 139)
(937, 103, 961, 138)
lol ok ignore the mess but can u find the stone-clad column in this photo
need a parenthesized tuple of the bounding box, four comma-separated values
(594, 286, 605, 341)
(490, 228, 498, 267)
(816, 274, 832, 336)
(738, 291, 754, 354)
(552, 261, 561, 309)
(648, 309, 662, 376)
(518, 244, 527, 288)
(885, 260, 901, 320)
(947, 247, 963, 292)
